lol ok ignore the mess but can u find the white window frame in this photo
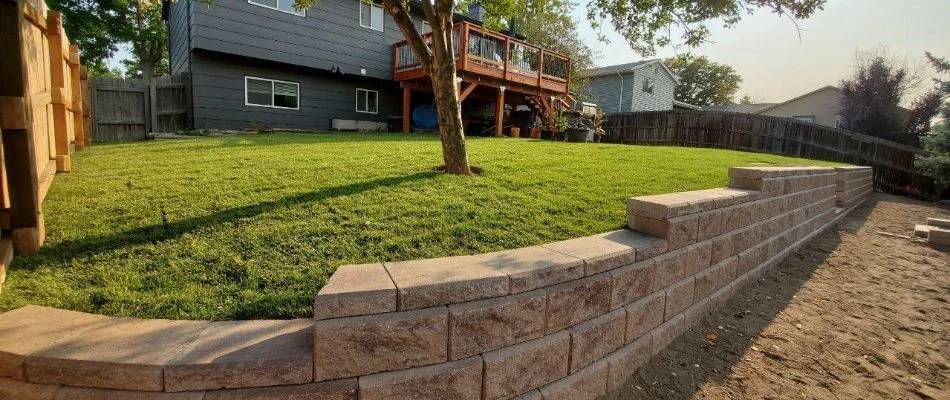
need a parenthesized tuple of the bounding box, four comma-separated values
(355, 88, 379, 114)
(793, 115, 815, 123)
(359, 1, 384, 31)
(642, 77, 655, 94)
(248, 0, 306, 17)
(245, 76, 301, 110)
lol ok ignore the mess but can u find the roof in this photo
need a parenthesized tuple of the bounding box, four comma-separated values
(672, 100, 702, 110)
(702, 103, 778, 113)
(755, 85, 840, 114)
(583, 59, 679, 84)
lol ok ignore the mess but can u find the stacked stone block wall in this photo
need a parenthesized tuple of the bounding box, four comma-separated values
(0, 166, 874, 400)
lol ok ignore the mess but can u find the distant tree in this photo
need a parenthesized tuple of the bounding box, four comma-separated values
(664, 54, 742, 106)
(839, 50, 941, 146)
(509, 0, 596, 94)
(120, 0, 167, 79)
(915, 52, 950, 187)
(739, 94, 754, 104)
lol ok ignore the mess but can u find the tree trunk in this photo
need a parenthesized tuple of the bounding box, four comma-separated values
(140, 60, 155, 79)
(428, 32, 470, 175)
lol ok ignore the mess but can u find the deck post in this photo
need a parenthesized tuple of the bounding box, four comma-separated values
(495, 86, 505, 137)
(402, 86, 411, 133)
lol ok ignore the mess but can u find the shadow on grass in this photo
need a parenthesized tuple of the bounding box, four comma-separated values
(14, 172, 438, 270)
(607, 197, 877, 400)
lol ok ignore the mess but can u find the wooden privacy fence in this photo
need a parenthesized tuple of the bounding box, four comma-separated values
(605, 111, 942, 200)
(89, 72, 192, 142)
(1, 0, 89, 258)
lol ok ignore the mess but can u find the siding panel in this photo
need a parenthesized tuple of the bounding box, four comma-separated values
(190, 51, 399, 131)
(167, 0, 192, 74)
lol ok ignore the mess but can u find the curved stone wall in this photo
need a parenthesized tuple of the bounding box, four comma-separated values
(0, 166, 873, 400)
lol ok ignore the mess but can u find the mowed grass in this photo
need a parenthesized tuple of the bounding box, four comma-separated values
(0, 133, 839, 320)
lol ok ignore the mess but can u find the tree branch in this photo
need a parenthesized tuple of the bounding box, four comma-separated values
(383, 0, 433, 70)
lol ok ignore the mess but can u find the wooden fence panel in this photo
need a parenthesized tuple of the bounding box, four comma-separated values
(89, 72, 191, 142)
(606, 110, 942, 200)
(0, 0, 88, 256)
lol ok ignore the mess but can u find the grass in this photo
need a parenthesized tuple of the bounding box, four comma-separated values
(0, 133, 839, 320)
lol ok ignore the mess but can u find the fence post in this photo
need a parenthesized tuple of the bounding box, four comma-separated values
(80, 65, 92, 147)
(46, 11, 70, 172)
(68, 44, 84, 151)
(149, 76, 158, 133)
(1, 0, 44, 255)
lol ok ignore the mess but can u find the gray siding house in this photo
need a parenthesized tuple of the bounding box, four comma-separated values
(582, 60, 678, 114)
(165, 0, 431, 130)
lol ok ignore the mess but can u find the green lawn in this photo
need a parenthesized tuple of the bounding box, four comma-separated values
(0, 133, 839, 320)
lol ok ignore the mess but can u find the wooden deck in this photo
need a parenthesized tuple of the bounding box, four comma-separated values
(392, 21, 572, 96)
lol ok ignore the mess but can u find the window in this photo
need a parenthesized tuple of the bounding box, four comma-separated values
(245, 76, 300, 110)
(642, 78, 654, 94)
(360, 1, 384, 31)
(793, 116, 815, 123)
(248, 0, 305, 16)
(356, 89, 378, 113)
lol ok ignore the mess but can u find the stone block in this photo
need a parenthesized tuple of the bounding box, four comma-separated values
(663, 277, 695, 320)
(605, 335, 652, 393)
(588, 231, 666, 263)
(511, 390, 543, 400)
(650, 248, 687, 292)
(709, 233, 734, 265)
(624, 291, 665, 343)
(538, 359, 608, 400)
(482, 332, 570, 400)
(915, 224, 933, 238)
(568, 309, 625, 373)
(314, 263, 396, 320)
(684, 241, 712, 276)
(927, 218, 950, 228)
(54, 387, 206, 400)
(202, 380, 356, 400)
(649, 314, 685, 356)
(631, 214, 698, 250)
(732, 225, 758, 254)
(692, 266, 718, 302)
(312, 307, 447, 381)
(448, 289, 546, 360)
(385, 256, 509, 310)
(0, 306, 107, 380)
(696, 209, 722, 241)
(609, 259, 656, 309)
(545, 273, 611, 333)
(929, 227, 950, 246)
(477, 246, 584, 294)
(358, 356, 482, 400)
(542, 233, 636, 276)
(736, 202, 755, 228)
(626, 193, 695, 220)
(165, 319, 313, 392)
(718, 205, 740, 234)
(26, 318, 208, 391)
(0, 377, 59, 400)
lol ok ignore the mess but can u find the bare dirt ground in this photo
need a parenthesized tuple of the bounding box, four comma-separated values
(612, 193, 950, 400)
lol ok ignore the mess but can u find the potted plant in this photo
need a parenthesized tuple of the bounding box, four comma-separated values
(528, 118, 541, 139)
(591, 111, 606, 143)
(541, 113, 567, 140)
(564, 114, 594, 143)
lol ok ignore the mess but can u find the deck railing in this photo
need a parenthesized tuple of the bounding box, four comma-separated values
(393, 21, 571, 93)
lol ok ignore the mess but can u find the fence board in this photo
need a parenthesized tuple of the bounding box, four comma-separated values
(604, 110, 942, 199)
(606, 110, 942, 200)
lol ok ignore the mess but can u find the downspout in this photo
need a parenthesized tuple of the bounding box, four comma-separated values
(616, 71, 624, 113)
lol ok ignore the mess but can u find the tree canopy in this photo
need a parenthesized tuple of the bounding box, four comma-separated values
(839, 50, 942, 147)
(664, 54, 742, 106)
(914, 52, 950, 187)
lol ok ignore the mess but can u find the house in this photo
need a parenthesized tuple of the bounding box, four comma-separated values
(703, 86, 844, 128)
(582, 59, 678, 114)
(163, 0, 571, 133)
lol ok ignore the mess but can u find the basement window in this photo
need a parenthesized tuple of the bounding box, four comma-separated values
(360, 1, 384, 31)
(245, 76, 300, 110)
(356, 88, 378, 113)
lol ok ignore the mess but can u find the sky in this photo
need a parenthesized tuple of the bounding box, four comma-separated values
(573, 0, 950, 103)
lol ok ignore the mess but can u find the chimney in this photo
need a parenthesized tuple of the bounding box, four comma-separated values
(467, 1, 485, 22)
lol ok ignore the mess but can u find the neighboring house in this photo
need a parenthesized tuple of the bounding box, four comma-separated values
(582, 60, 678, 114)
(703, 86, 844, 128)
(163, 0, 571, 132)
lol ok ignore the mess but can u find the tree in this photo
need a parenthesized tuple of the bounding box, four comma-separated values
(839, 50, 942, 147)
(294, 0, 824, 175)
(122, 0, 168, 79)
(664, 54, 742, 106)
(915, 123, 950, 187)
(925, 52, 950, 120)
(47, 0, 124, 75)
(739, 94, 755, 104)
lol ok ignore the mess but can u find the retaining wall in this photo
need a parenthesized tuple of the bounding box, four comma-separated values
(0, 166, 873, 400)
